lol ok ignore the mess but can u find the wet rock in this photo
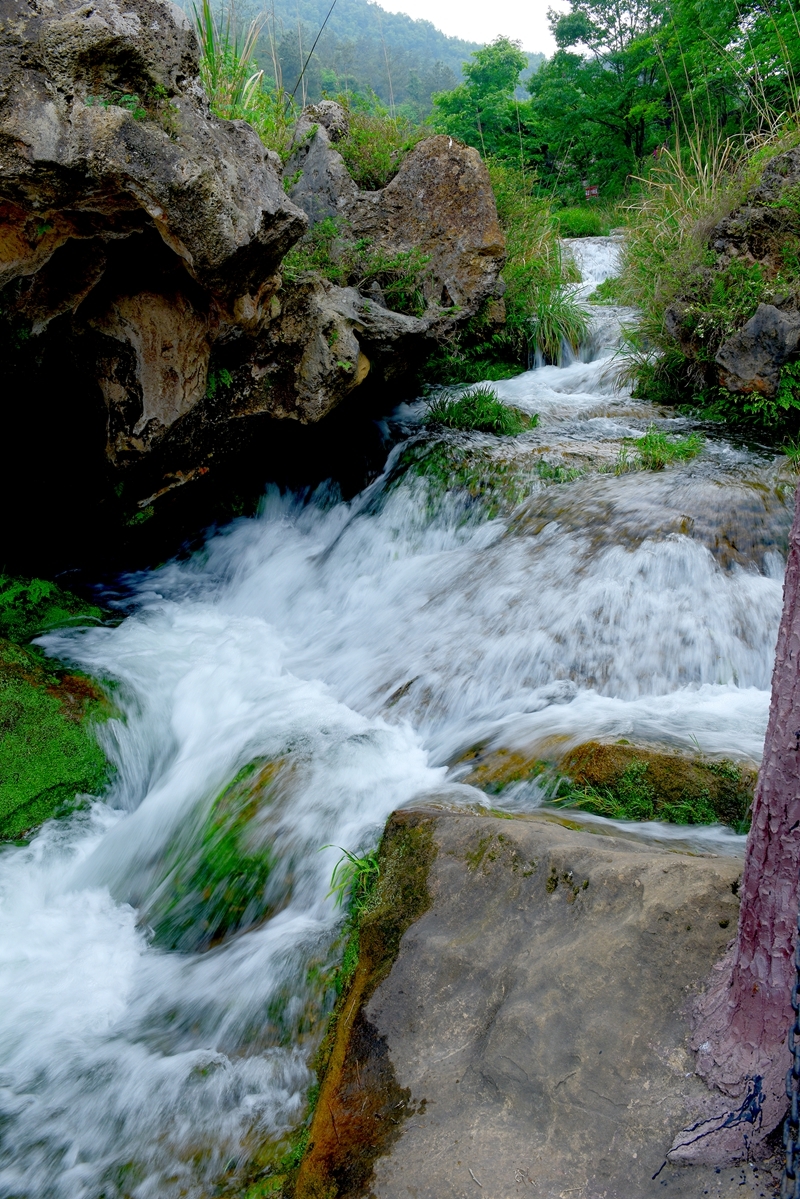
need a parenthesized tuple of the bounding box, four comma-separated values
(561, 740, 756, 827)
(716, 303, 800, 397)
(298, 810, 778, 1198)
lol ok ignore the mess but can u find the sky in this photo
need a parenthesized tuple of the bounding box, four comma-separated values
(374, 0, 565, 54)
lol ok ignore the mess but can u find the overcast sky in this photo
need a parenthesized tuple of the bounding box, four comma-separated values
(374, 0, 565, 55)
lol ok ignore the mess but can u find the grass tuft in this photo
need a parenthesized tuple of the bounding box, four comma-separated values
(614, 424, 704, 472)
(423, 386, 533, 435)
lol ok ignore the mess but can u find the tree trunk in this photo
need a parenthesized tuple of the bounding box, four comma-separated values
(669, 481, 800, 1164)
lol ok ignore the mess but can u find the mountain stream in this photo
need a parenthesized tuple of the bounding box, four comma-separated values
(0, 237, 794, 1197)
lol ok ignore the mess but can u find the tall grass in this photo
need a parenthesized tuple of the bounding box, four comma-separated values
(190, 0, 296, 158)
(617, 122, 800, 422)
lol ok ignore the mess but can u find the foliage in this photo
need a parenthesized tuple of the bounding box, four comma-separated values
(325, 846, 381, 912)
(334, 94, 428, 188)
(422, 386, 532, 435)
(555, 759, 719, 825)
(191, 0, 297, 159)
(617, 129, 800, 433)
(0, 576, 111, 840)
(281, 216, 431, 314)
(614, 425, 704, 472)
(556, 207, 608, 238)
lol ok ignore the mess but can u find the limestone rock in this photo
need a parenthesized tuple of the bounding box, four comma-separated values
(343, 135, 505, 323)
(716, 302, 800, 397)
(0, 0, 306, 476)
(284, 114, 358, 227)
(299, 810, 780, 1198)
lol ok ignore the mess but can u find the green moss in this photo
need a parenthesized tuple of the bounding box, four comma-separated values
(0, 575, 112, 840)
(146, 759, 291, 952)
(0, 574, 105, 643)
(553, 741, 755, 829)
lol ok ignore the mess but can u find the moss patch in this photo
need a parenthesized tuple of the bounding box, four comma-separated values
(459, 745, 551, 794)
(146, 758, 296, 952)
(0, 575, 112, 840)
(556, 741, 756, 830)
(286, 811, 437, 1199)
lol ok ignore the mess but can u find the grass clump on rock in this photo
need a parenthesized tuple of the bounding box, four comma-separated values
(614, 425, 704, 473)
(423, 386, 533, 435)
(0, 574, 112, 840)
(554, 740, 755, 830)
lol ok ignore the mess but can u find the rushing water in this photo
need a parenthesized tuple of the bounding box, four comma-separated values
(0, 240, 794, 1198)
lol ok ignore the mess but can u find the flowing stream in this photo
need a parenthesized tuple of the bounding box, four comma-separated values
(0, 238, 795, 1198)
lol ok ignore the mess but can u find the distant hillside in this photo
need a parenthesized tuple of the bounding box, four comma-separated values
(249, 0, 544, 117)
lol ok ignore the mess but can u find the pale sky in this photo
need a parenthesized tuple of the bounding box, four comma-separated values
(374, 0, 564, 55)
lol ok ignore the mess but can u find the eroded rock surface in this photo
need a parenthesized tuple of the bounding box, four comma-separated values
(302, 810, 781, 1198)
(0, 5, 505, 523)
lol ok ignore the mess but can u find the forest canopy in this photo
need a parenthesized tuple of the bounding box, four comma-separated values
(432, 0, 800, 200)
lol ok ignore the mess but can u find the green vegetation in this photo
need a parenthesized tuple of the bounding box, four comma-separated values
(614, 425, 704, 473)
(555, 759, 719, 825)
(0, 575, 111, 840)
(281, 216, 431, 315)
(553, 740, 755, 830)
(324, 845, 380, 910)
(556, 208, 610, 238)
(146, 758, 291, 952)
(422, 386, 533, 435)
(335, 96, 427, 189)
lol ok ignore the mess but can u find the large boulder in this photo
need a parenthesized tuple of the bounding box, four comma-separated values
(716, 302, 800, 397)
(295, 809, 781, 1198)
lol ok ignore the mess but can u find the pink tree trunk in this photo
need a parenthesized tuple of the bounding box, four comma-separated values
(670, 481, 800, 1164)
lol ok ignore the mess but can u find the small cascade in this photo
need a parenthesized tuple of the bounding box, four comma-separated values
(0, 237, 792, 1199)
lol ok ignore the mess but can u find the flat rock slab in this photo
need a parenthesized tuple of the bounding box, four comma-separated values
(313, 811, 783, 1198)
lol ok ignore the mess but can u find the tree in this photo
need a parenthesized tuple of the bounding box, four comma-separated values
(668, 483, 800, 1163)
(432, 37, 532, 161)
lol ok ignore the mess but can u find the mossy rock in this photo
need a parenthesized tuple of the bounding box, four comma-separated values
(145, 757, 298, 952)
(457, 739, 756, 830)
(0, 607, 113, 841)
(459, 745, 551, 793)
(558, 740, 756, 829)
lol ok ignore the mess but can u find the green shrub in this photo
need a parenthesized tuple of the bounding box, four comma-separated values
(423, 386, 533, 435)
(334, 94, 428, 189)
(281, 216, 431, 315)
(555, 207, 607, 238)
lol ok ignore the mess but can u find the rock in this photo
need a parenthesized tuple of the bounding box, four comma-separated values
(284, 113, 358, 226)
(343, 135, 505, 323)
(297, 810, 779, 1198)
(716, 302, 800, 397)
(0, 11, 505, 522)
(457, 739, 756, 827)
(0, 0, 306, 493)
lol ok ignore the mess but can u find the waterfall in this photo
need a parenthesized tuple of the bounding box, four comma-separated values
(0, 239, 791, 1198)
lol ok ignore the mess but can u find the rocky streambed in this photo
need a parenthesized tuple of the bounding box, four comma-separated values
(0, 227, 794, 1197)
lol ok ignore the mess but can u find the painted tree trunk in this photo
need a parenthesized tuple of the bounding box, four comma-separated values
(670, 480, 800, 1164)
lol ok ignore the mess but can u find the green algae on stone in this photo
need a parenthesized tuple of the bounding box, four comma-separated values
(0, 575, 113, 841)
(146, 758, 297, 952)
